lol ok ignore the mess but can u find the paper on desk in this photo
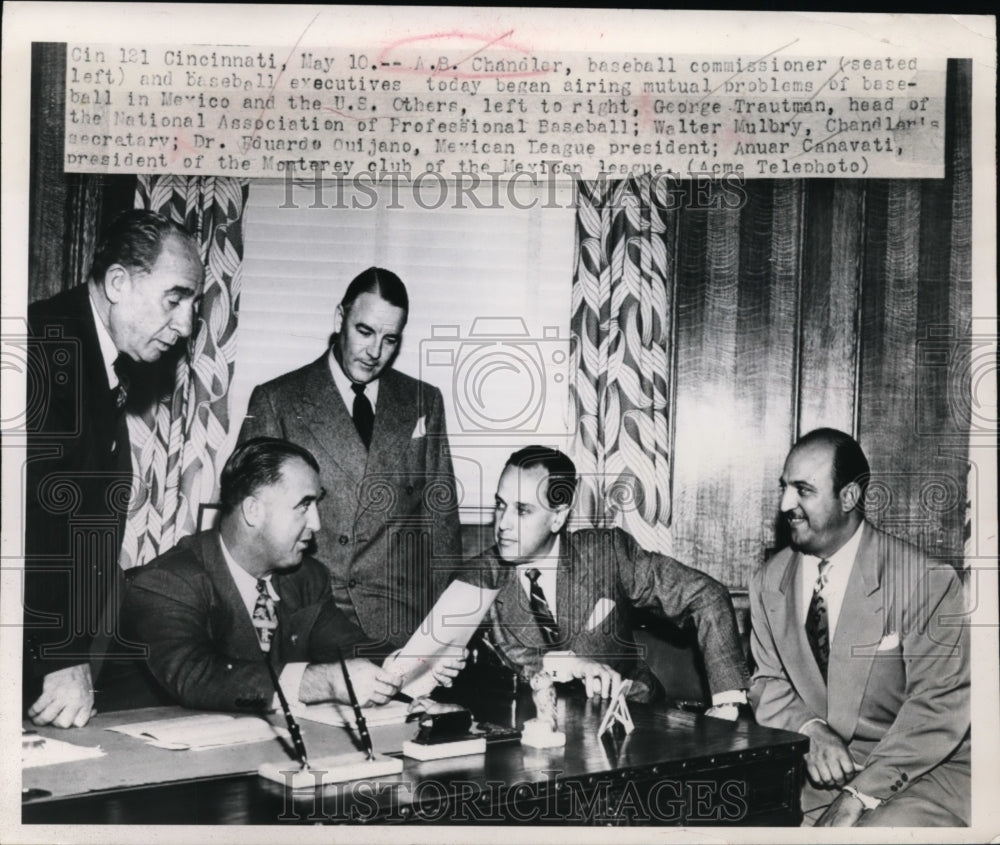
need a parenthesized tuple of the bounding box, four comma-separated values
(108, 713, 288, 751)
(383, 580, 500, 699)
(22, 733, 105, 768)
(291, 698, 412, 728)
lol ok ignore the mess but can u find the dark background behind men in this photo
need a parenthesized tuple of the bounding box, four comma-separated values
(24, 210, 203, 727)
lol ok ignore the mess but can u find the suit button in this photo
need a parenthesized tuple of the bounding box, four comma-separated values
(890, 785, 897, 792)
(339, 535, 349, 545)
(901, 773, 908, 782)
(348, 578, 357, 588)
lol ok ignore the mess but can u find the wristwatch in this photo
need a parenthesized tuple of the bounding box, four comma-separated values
(842, 784, 882, 811)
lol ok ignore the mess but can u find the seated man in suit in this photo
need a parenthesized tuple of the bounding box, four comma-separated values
(749, 428, 970, 827)
(123, 437, 462, 713)
(457, 446, 749, 715)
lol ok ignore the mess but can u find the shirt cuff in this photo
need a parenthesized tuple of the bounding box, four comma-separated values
(541, 650, 577, 683)
(797, 716, 827, 733)
(711, 689, 747, 706)
(273, 662, 308, 709)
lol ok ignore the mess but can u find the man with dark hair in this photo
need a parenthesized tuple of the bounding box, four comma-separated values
(749, 428, 970, 827)
(24, 209, 204, 728)
(239, 267, 462, 652)
(121, 437, 428, 712)
(459, 446, 749, 709)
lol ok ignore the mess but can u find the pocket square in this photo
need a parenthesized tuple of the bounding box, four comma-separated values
(876, 631, 900, 651)
(411, 416, 427, 438)
(584, 598, 616, 632)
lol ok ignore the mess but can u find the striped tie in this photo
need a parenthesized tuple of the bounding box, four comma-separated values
(252, 578, 279, 652)
(526, 568, 560, 647)
(804, 559, 831, 681)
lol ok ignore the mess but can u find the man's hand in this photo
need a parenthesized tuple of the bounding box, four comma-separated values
(815, 790, 866, 827)
(567, 657, 622, 699)
(801, 720, 862, 788)
(27, 664, 95, 728)
(299, 659, 402, 706)
(430, 650, 467, 688)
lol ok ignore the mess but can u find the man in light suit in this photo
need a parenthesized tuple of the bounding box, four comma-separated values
(122, 437, 410, 712)
(459, 446, 749, 713)
(239, 268, 462, 652)
(749, 428, 970, 827)
(24, 210, 203, 727)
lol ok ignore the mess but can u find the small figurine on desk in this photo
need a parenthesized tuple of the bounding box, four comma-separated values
(520, 671, 566, 748)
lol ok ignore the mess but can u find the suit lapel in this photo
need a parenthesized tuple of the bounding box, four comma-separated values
(493, 558, 548, 650)
(826, 523, 883, 740)
(764, 550, 827, 719)
(366, 369, 416, 475)
(555, 535, 576, 637)
(297, 355, 367, 484)
(199, 532, 271, 662)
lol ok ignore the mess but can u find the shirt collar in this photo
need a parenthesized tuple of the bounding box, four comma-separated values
(802, 520, 866, 575)
(218, 534, 279, 615)
(88, 288, 121, 389)
(328, 348, 379, 411)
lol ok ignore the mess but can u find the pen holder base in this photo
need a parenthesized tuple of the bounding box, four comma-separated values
(402, 736, 487, 761)
(258, 752, 403, 789)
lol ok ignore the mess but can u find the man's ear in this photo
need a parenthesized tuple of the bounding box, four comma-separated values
(241, 494, 261, 527)
(102, 265, 130, 304)
(840, 481, 862, 514)
(550, 504, 571, 534)
(333, 304, 345, 334)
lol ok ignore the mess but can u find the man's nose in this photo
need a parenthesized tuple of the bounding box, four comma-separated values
(172, 300, 197, 338)
(779, 486, 796, 513)
(307, 502, 321, 532)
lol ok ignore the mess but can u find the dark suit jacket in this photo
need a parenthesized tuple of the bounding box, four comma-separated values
(23, 284, 133, 695)
(239, 355, 462, 651)
(750, 523, 970, 821)
(121, 531, 368, 713)
(460, 528, 749, 703)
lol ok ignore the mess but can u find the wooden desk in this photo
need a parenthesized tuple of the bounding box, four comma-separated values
(23, 691, 807, 826)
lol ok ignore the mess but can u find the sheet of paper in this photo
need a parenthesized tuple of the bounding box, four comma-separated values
(108, 713, 288, 751)
(291, 698, 412, 729)
(383, 580, 501, 699)
(22, 734, 105, 769)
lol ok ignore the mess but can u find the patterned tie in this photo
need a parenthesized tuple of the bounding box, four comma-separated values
(351, 382, 374, 449)
(804, 559, 831, 681)
(252, 578, 279, 653)
(526, 568, 560, 647)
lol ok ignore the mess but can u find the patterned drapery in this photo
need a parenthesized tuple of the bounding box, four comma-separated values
(570, 174, 675, 553)
(119, 175, 249, 569)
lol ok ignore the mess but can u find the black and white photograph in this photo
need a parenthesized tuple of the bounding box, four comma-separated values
(1, 5, 996, 842)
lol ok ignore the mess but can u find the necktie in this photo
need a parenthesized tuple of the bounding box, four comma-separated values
(112, 354, 130, 410)
(351, 382, 374, 449)
(526, 568, 560, 647)
(804, 559, 831, 681)
(252, 578, 279, 653)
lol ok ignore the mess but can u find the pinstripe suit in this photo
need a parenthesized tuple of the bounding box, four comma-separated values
(460, 527, 748, 703)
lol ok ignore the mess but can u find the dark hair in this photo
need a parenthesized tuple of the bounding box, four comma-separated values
(794, 428, 871, 497)
(505, 446, 578, 509)
(219, 437, 320, 516)
(90, 209, 198, 283)
(340, 267, 409, 319)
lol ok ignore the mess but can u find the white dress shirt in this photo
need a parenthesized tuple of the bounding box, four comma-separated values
(88, 290, 121, 389)
(798, 521, 865, 644)
(218, 535, 307, 705)
(328, 349, 379, 412)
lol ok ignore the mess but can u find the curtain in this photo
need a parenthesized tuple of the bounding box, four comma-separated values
(570, 174, 675, 554)
(119, 175, 249, 569)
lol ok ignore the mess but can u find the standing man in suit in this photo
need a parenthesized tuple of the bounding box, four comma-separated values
(239, 268, 462, 652)
(122, 437, 414, 712)
(749, 428, 970, 827)
(24, 209, 204, 728)
(459, 446, 749, 713)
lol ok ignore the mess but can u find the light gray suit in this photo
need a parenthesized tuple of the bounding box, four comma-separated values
(239, 355, 462, 651)
(750, 522, 970, 826)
